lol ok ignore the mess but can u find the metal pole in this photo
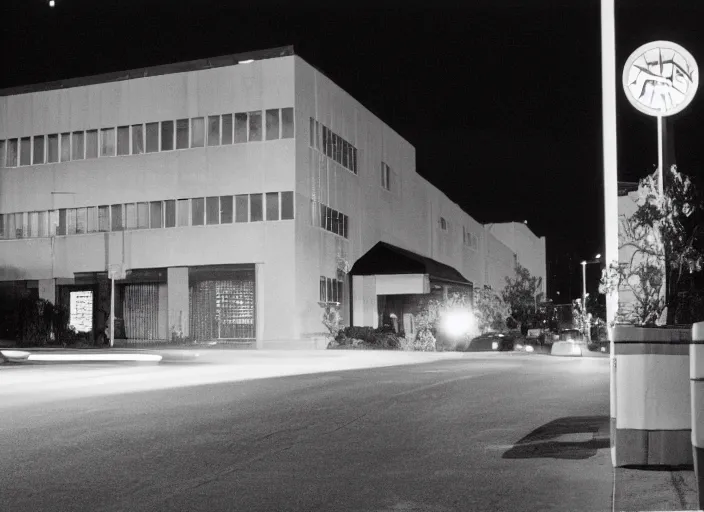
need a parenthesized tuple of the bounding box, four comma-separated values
(110, 275, 115, 348)
(582, 262, 587, 305)
(601, 0, 618, 469)
(657, 115, 664, 196)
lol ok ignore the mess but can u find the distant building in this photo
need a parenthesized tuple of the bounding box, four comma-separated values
(0, 46, 547, 347)
(484, 222, 547, 297)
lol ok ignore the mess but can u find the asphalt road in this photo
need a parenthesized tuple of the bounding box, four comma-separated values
(1, 354, 612, 512)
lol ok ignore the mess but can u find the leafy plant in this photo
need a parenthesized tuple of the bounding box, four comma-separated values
(501, 264, 543, 327)
(600, 166, 703, 326)
(473, 287, 510, 333)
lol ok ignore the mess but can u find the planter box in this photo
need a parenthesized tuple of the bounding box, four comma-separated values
(613, 324, 692, 467)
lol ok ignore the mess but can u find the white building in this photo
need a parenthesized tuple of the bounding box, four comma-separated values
(0, 46, 547, 348)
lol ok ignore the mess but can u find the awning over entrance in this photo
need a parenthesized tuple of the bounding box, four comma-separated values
(349, 241, 471, 286)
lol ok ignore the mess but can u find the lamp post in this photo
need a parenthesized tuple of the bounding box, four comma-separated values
(580, 254, 601, 340)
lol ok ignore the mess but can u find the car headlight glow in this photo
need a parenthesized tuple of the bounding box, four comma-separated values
(525, 346, 534, 353)
(491, 341, 499, 350)
(515, 344, 523, 349)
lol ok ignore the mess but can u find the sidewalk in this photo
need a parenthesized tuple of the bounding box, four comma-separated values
(614, 465, 701, 512)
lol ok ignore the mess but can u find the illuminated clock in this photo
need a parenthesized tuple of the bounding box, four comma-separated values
(622, 41, 698, 117)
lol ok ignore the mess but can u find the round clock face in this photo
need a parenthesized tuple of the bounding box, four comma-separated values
(622, 41, 698, 117)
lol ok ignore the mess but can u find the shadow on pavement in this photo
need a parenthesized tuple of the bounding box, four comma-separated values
(503, 415, 610, 460)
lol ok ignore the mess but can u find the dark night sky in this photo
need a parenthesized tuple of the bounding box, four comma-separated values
(2, 0, 704, 301)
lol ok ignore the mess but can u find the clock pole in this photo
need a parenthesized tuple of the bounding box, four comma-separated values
(657, 115, 664, 197)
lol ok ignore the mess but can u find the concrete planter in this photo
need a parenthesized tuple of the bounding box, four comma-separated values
(613, 324, 692, 467)
(690, 321, 704, 508)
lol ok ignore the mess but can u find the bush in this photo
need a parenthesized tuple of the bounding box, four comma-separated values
(13, 298, 80, 347)
(333, 326, 401, 349)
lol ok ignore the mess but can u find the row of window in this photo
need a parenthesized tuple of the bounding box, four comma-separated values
(320, 276, 344, 304)
(440, 217, 479, 250)
(0, 191, 294, 240)
(0, 108, 295, 168)
(312, 201, 349, 239)
(309, 117, 358, 175)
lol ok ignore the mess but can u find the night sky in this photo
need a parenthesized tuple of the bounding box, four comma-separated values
(2, 0, 703, 302)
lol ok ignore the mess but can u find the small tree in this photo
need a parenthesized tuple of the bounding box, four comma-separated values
(600, 165, 703, 326)
(502, 263, 543, 330)
(473, 287, 510, 333)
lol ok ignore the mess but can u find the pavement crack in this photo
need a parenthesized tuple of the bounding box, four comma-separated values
(670, 470, 688, 510)
(323, 413, 368, 435)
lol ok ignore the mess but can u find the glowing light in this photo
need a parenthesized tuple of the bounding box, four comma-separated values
(525, 346, 534, 353)
(491, 342, 499, 350)
(0, 350, 31, 360)
(49, 0, 55, 6)
(27, 353, 162, 362)
(516, 344, 523, 350)
(442, 310, 474, 337)
(238, 59, 254, 64)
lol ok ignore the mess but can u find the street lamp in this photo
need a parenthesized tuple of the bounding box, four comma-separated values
(580, 255, 602, 340)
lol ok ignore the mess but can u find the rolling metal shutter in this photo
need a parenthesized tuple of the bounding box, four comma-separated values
(189, 269, 255, 342)
(123, 283, 160, 340)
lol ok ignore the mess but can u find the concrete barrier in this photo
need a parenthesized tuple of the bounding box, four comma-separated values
(614, 325, 692, 467)
(691, 321, 704, 508)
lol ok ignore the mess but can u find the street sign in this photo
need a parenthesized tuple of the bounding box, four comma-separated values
(107, 264, 126, 280)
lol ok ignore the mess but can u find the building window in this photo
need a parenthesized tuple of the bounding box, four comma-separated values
(220, 195, 233, 223)
(75, 208, 87, 234)
(250, 193, 263, 221)
(161, 121, 174, 151)
(235, 194, 248, 222)
(176, 119, 189, 149)
(281, 191, 294, 220)
(132, 125, 144, 155)
(98, 206, 110, 232)
(117, 126, 130, 156)
(38, 211, 49, 237)
(440, 217, 447, 231)
(33, 135, 45, 165)
(72, 131, 84, 160)
(177, 199, 189, 226)
(191, 118, 205, 148)
(60, 133, 71, 162)
(207, 116, 220, 146)
(20, 137, 31, 166)
(192, 198, 205, 226)
(327, 278, 333, 303)
(46, 134, 59, 163)
(248, 111, 262, 142)
(319, 277, 326, 302)
(6, 139, 18, 167)
(100, 128, 115, 157)
(145, 123, 159, 153)
(0, 140, 5, 168)
(221, 114, 233, 145)
(137, 202, 149, 229)
(164, 200, 176, 228)
(87, 207, 98, 233)
(125, 203, 137, 230)
(265, 192, 279, 221)
(150, 201, 163, 228)
(381, 162, 391, 190)
(111, 204, 123, 231)
(281, 108, 294, 139)
(206, 196, 220, 225)
(265, 109, 280, 141)
(234, 113, 248, 143)
(66, 208, 77, 235)
(86, 130, 98, 159)
(27, 212, 38, 238)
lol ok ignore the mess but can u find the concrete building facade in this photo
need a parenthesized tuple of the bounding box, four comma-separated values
(0, 46, 546, 348)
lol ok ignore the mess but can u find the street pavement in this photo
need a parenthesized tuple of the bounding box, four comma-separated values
(0, 353, 697, 511)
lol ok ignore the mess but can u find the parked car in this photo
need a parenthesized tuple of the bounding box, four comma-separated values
(465, 331, 517, 352)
